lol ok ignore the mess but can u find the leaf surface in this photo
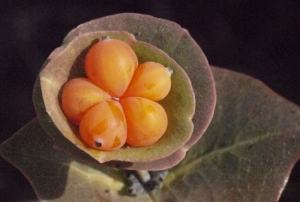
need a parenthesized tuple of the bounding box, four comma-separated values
(34, 13, 216, 170)
(34, 31, 196, 170)
(64, 13, 216, 150)
(152, 66, 300, 202)
(1, 67, 299, 201)
(0, 119, 151, 202)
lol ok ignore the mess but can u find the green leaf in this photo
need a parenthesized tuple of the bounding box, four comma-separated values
(0, 118, 151, 202)
(34, 13, 216, 170)
(152, 66, 300, 202)
(64, 13, 216, 150)
(34, 31, 196, 170)
(1, 66, 299, 201)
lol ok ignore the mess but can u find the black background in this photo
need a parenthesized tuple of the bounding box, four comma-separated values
(1, 1, 299, 201)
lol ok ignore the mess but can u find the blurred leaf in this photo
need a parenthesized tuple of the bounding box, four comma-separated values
(151, 66, 300, 202)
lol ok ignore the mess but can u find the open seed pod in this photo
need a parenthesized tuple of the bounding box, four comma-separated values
(33, 13, 216, 170)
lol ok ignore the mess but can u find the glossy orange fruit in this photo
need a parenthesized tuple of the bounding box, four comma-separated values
(122, 61, 172, 101)
(61, 77, 111, 125)
(79, 101, 127, 150)
(84, 37, 138, 97)
(120, 97, 168, 147)
(61, 37, 172, 150)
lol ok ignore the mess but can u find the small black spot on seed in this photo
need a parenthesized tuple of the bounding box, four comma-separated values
(94, 140, 102, 147)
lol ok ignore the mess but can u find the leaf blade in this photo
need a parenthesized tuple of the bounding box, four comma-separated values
(152, 66, 300, 202)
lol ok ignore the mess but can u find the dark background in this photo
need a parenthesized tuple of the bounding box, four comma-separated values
(1, 1, 299, 201)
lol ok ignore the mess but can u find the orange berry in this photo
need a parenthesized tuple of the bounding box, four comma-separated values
(79, 101, 127, 151)
(122, 62, 172, 101)
(120, 97, 168, 147)
(84, 37, 138, 97)
(61, 78, 111, 125)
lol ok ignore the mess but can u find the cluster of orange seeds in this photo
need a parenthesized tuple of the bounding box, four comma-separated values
(61, 37, 172, 151)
